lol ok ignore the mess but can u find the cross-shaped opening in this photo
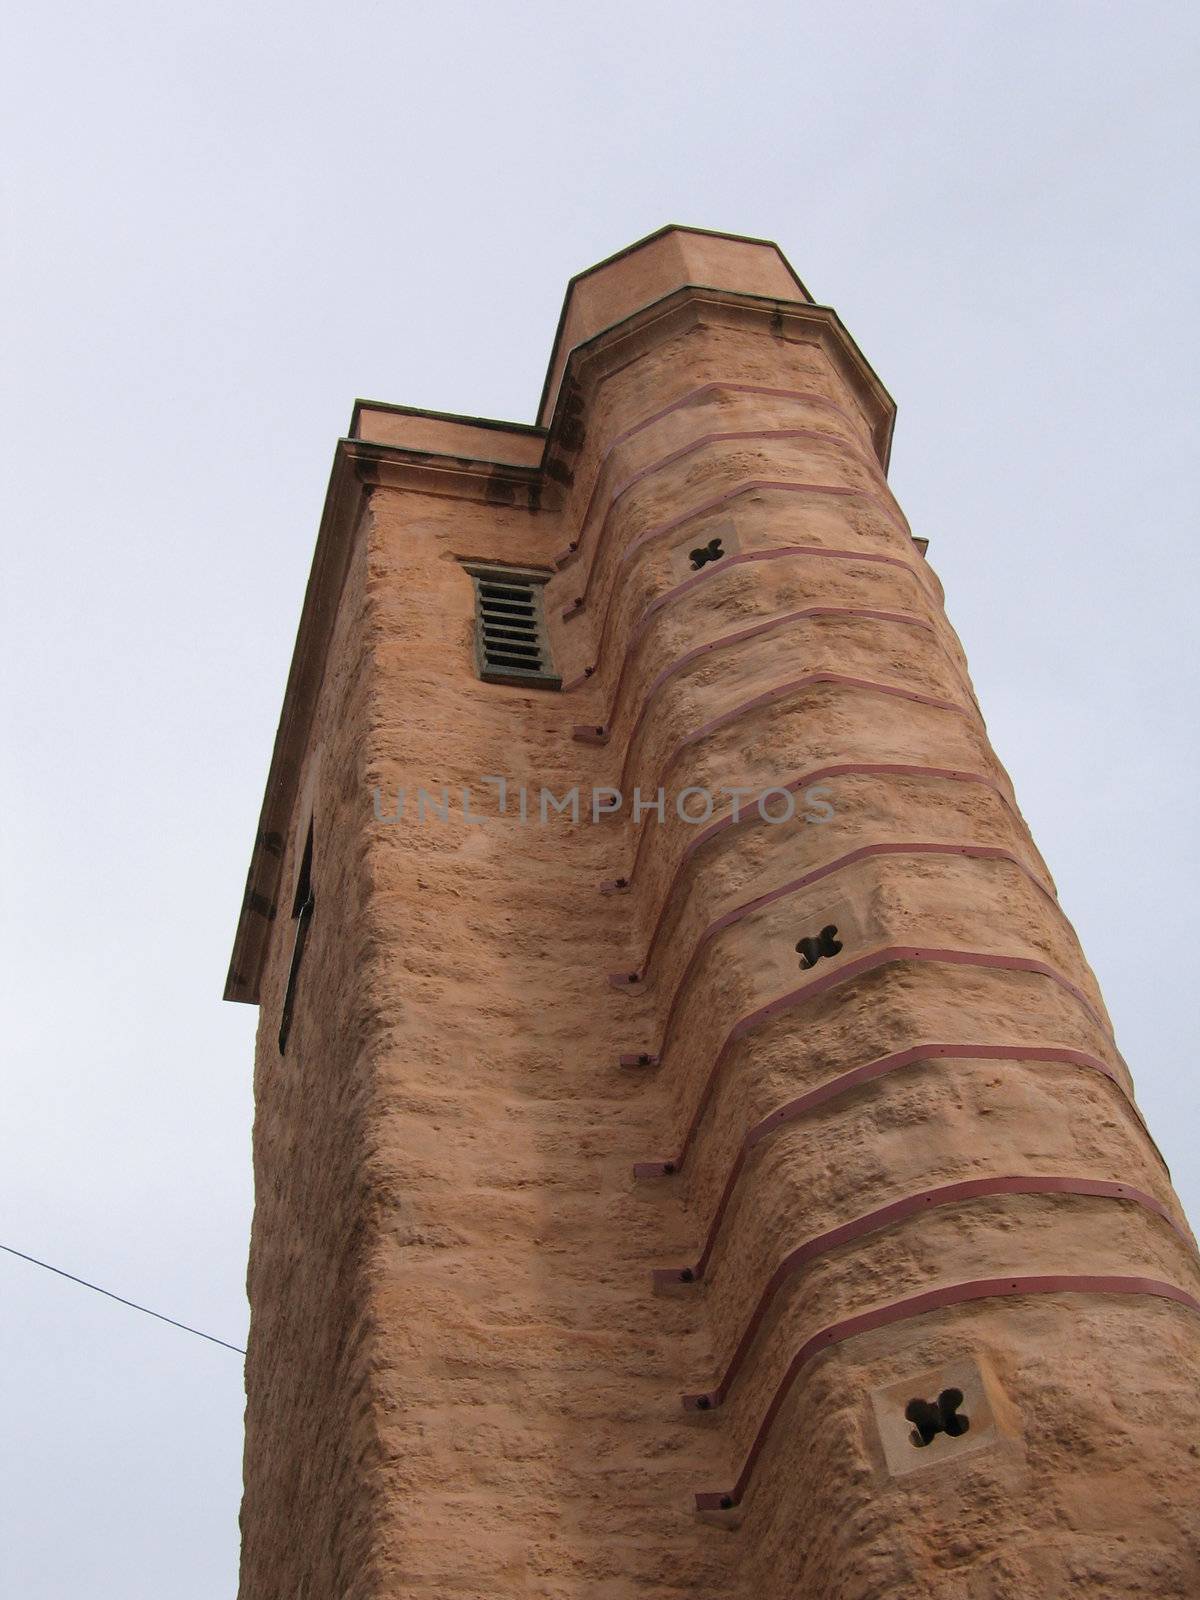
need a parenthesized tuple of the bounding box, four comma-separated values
(905, 1387, 969, 1448)
(795, 924, 842, 970)
(689, 536, 725, 571)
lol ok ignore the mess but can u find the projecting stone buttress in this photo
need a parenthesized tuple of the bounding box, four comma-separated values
(227, 225, 1200, 1600)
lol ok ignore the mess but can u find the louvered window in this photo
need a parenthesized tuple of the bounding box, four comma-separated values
(467, 565, 560, 690)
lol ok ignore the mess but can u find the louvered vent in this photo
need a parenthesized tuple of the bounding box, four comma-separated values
(467, 565, 561, 690)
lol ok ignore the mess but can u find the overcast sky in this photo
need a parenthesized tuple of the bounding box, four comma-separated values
(2, 4, 1197, 1596)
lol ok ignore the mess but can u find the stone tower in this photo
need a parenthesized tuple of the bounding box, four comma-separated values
(226, 226, 1200, 1599)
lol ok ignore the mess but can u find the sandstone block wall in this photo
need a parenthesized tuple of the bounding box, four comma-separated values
(232, 229, 1200, 1600)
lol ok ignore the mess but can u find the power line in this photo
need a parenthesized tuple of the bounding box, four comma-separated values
(1, 1242, 246, 1355)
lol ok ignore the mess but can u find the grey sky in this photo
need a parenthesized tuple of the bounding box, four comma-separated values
(2, 4, 1197, 1595)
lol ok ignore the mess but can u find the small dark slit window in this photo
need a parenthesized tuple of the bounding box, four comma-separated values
(278, 819, 315, 1055)
(466, 564, 560, 690)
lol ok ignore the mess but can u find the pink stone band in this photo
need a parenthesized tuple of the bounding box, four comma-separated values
(631, 946, 1120, 1178)
(649, 1043, 1163, 1286)
(693, 1276, 1200, 1511)
(678, 1176, 1193, 1412)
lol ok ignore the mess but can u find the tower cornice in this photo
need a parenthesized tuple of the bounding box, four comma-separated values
(225, 241, 896, 1005)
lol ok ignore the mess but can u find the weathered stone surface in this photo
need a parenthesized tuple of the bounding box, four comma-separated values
(231, 227, 1200, 1600)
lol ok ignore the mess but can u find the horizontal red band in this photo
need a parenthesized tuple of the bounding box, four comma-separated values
(627, 674, 970, 825)
(650, 1042, 1163, 1281)
(555, 381, 884, 580)
(633, 946, 1117, 1178)
(608, 428, 892, 573)
(619, 764, 1027, 940)
(611, 607, 978, 790)
(572, 481, 937, 642)
(679, 1176, 1192, 1412)
(619, 463, 903, 573)
(694, 1275, 1200, 1510)
(577, 542, 955, 722)
(638, 843, 1058, 1051)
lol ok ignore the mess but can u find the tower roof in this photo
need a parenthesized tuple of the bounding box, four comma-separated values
(535, 224, 814, 426)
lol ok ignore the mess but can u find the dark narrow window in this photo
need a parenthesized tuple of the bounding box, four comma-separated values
(278, 820, 314, 1054)
(466, 564, 560, 690)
